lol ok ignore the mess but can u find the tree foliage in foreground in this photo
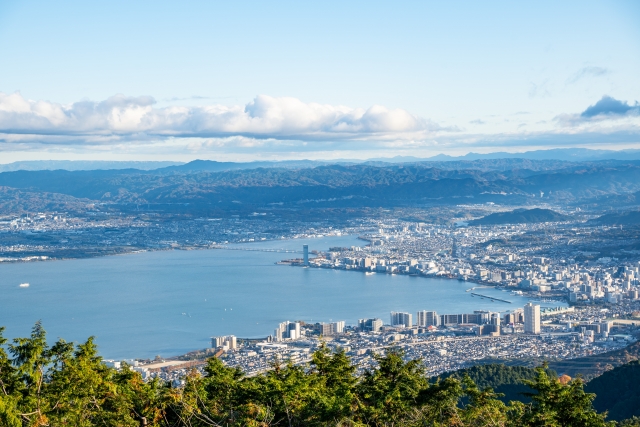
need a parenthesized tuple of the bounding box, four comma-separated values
(0, 323, 621, 427)
(442, 364, 558, 403)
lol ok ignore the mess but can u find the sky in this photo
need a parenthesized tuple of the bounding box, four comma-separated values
(0, 0, 639, 162)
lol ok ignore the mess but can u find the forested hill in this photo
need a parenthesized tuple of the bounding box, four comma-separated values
(591, 210, 640, 226)
(470, 208, 570, 225)
(586, 360, 640, 421)
(440, 364, 556, 403)
(1, 161, 640, 214)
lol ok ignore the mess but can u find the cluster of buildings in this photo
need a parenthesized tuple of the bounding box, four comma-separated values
(294, 220, 640, 311)
(211, 335, 238, 351)
(0, 211, 351, 262)
(360, 303, 540, 338)
(274, 321, 302, 341)
(134, 298, 637, 382)
(269, 320, 347, 342)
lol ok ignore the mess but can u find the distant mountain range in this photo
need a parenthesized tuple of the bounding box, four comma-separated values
(373, 148, 640, 163)
(3, 148, 640, 172)
(0, 160, 182, 172)
(2, 153, 640, 216)
(2, 161, 640, 215)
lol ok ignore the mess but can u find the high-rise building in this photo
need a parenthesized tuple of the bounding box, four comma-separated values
(288, 321, 301, 340)
(524, 303, 541, 334)
(318, 321, 346, 335)
(416, 310, 439, 327)
(211, 336, 225, 348)
(489, 313, 499, 326)
(504, 309, 524, 324)
(489, 312, 500, 335)
(439, 312, 490, 326)
(274, 321, 301, 341)
(211, 335, 237, 349)
(303, 245, 309, 266)
(228, 336, 237, 349)
(358, 318, 383, 332)
(390, 311, 412, 328)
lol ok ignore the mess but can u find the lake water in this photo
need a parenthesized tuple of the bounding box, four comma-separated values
(0, 235, 564, 359)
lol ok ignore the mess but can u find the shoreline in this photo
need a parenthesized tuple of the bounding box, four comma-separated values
(0, 233, 358, 264)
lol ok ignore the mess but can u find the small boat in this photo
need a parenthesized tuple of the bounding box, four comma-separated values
(19, 283, 29, 288)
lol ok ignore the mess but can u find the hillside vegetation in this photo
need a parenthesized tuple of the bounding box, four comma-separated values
(586, 361, 640, 421)
(470, 208, 569, 225)
(441, 364, 556, 403)
(0, 323, 628, 427)
(2, 161, 640, 214)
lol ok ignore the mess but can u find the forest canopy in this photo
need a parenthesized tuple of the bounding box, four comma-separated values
(0, 323, 629, 427)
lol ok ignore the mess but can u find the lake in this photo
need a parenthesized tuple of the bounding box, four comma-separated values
(0, 235, 563, 359)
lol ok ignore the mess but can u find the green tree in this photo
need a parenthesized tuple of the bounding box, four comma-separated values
(514, 366, 613, 427)
(356, 348, 430, 425)
(0, 327, 21, 427)
(304, 345, 357, 424)
(459, 376, 508, 427)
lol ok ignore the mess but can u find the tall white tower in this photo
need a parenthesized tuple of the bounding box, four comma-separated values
(524, 303, 540, 334)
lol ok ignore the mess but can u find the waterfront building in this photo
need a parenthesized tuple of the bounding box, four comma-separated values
(211, 335, 237, 350)
(303, 245, 309, 266)
(390, 311, 413, 328)
(358, 318, 383, 332)
(317, 321, 346, 335)
(504, 309, 524, 324)
(524, 303, 541, 334)
(416, 310, 439, 327)
(274, 321, 302, 341)
(439, 311, 491, 326)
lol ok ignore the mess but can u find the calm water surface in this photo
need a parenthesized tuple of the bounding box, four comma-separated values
(0, 235, 564, 359)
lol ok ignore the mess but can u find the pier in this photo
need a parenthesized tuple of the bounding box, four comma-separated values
(470, 292, 512, 303)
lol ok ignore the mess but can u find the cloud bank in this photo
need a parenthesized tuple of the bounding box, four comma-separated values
(0, 92, 432, 142)
(0, 92, 639, 159)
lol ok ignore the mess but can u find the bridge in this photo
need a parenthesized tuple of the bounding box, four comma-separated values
(211, 245, 303, 254)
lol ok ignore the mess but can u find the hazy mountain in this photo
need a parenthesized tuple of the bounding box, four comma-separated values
(590, 210, 640, 226)
(3, 148, 640, 174)
(369, 148, 640, 163)
(158, 159, 337, 173)
(1, 162, 640, 215)
(470, 208, 570, 225)
(0, 160, 183, 172)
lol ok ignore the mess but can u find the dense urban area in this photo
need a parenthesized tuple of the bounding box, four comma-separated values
(2, 158, 640, 424)
(85, 215, 640, 389)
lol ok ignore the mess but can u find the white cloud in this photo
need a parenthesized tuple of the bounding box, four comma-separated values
(0, 92, 639, 159)
(0, 92, 434, 141)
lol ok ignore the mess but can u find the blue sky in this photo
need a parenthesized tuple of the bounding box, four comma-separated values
(0, 0, 639, 161)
